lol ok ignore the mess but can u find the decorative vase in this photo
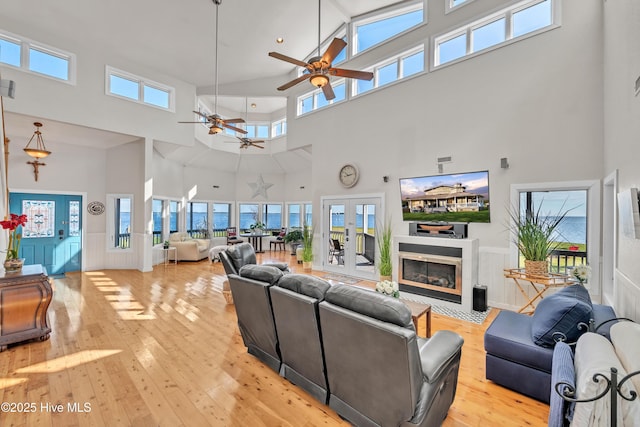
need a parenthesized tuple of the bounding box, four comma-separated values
(4, 258, 25, 273)
(379, 275, 392, 282)
(524, 259, 547, 276)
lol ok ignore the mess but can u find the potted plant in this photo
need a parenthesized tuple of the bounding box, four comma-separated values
(376, 218, 393, 281)
(249, 221, 266, 235)
(284, 229, 304, 255)
(301, 224, 314, 272)
(508, 203, 569, 275)
(163, 240, 170, 249)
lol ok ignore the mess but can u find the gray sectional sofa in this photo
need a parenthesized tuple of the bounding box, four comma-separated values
(225, 260, 465, 427)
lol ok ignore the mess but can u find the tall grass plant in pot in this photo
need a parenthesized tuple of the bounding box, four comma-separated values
(376, 218, 393, 281)
(301, 224, 314, 271)
(508, 203, 569, 275)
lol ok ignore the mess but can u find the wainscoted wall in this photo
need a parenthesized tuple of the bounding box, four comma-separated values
(84, 233, 140, 271)
(614, 270, 640, 320)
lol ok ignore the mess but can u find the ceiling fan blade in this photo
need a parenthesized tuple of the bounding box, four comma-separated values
(321, 38, 347, 65)
(330, 68, 374, 81)
(268, 51, 310, 68)
(223, 123, 248, 134)
(277, 74, 311, 91)
(251, 144, 265, 149)
(322, 82, 335, 101)
(223, 118, 245, 124)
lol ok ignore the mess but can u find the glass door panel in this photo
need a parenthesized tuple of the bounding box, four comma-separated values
(323, 197, 381, 280)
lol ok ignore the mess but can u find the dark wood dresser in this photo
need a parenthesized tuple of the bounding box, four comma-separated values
(0, 264, 53, 351)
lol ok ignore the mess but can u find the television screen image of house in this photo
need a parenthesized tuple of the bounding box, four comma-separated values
(399, 171, 490, 223)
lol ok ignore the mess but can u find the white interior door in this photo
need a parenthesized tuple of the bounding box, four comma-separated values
(323, 196, 381, 280)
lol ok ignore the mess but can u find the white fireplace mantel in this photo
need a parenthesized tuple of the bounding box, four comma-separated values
(394, 235, 479, 312)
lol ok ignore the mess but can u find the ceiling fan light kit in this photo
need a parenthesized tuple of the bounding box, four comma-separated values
(310, 74, 329, 88)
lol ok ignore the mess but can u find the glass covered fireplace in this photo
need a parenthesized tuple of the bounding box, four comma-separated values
(398, 243, 462, 303)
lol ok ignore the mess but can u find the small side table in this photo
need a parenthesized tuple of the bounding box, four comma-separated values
(162, 247, 177, 265)
(403, 300, 432, 338)
(504, 268, 572, 314)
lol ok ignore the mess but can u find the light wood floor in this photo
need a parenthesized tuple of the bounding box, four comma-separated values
(0, 252, 549, 426)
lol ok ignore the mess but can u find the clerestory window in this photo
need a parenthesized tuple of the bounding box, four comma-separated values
(353, 47, 424, 97)
(352, 2, 424, 55)
(0, 30, 75, 83)
(106, 66, 174, 111)
(435, 0, 556, 67)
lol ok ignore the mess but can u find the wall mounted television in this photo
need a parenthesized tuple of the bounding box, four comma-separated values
(400, 170, 490, 223)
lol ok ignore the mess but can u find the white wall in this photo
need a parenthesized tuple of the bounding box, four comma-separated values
(285, 0, 605, 310)
(603, 0, 640, 321)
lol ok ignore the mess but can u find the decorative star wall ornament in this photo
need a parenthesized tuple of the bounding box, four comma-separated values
(248, 174, 273, 199)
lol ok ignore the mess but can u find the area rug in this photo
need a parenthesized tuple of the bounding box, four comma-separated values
(429, 304, 492, 324)
(322, 274, 362, 285)
(400, 295, 491, 325)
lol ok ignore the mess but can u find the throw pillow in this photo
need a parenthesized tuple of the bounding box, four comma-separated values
(531, 285, 593, 348)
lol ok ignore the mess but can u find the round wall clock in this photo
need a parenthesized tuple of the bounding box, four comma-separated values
(339, 164, 360, 188)
(87, 201, 105, 215)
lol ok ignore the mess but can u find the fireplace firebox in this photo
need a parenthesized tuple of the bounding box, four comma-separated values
(398, 243, 462, 303)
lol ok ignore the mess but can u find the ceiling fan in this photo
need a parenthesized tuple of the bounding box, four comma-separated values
(225, 98, 266, 149)
(269, 0, 373, 101)
(236, 136, 265, 149)
(178, 0, 246, 135)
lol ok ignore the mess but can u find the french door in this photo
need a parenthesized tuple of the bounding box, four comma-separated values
(9, 192, 82, 275)
(323, 196, 382, 280)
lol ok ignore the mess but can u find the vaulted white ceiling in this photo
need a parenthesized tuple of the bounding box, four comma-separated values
(1, 0, 403, 174)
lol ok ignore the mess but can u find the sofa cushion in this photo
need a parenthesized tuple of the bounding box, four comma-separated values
(548, 342, 575, 427)
(610, 321, 640, 393)
(484, 310, 554, 373)
(531, 285, 593, 348)
(278, 274, 331, 300)
(239, 264, 283, 285)
(324, 283, 412, 328)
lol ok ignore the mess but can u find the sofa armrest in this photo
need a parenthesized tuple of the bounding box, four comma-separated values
(419, 330, 464, 383)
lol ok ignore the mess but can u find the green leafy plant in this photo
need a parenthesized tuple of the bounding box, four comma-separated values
(301, 224, 314, 262)
(376, 218, 393, 277)
(283, 229, 303, 244)
(249, 221, 266, 230)
(508, 203, 570, 261)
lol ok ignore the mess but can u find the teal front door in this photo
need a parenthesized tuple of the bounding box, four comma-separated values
(9, 193, 82, 275)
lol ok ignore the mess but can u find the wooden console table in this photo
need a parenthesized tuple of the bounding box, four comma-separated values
(504, 268, 572, 315)
(0, 264, 53, 351)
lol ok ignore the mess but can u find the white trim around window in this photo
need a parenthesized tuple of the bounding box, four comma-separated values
(0, 29, 76, 84)
(105, 66, 175, 112)
(433, 0, 561, 70)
